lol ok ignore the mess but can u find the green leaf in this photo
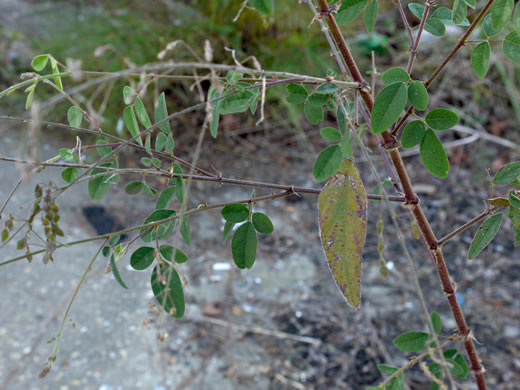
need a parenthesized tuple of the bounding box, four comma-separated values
(59, 148, 75, 161)
(123, 106, 142, 145)
(156, 186, 176, 209)
(95, 139, 112, 157)
(159, 245, 189, 264)
(134, 96, 152, 129)
(249, 0, 273, 15)
(451, 354, 469, 379)
(401, 120, 426, 149)
(67, 106, 83, 128)
(337, 104, 347, 134)
(336, 0, 368, 25)
(507, 205, 520, 227)
(408, 3, 425, 19)
(471, 41, 491, 78)
(467, 213, 503, 259)
(371, 82, 408, 134)
(123, 86, 135, 105)
(425, 108, 459, 130)
(141, 209, 176, 242)
(320, 127, 342, 142)
(154, 92, 171, 134)
(364, 0, 378, 32)
(420, 129, 450, 178)
(493, 161, 520, 184)
(316, 83, 338, 94)
(340, 136, 353, 158)
(393, 331, 429, 352)
(464, 0, 476, 9)
(431, 6, 470, 26)
(509, 191, 520, 208)
(424, 18, 446, 37)
(130, 246, 155, 270)
(125, 181, 143, 195)
(151, 263, 185, 318)
(382, 68, 410, 85)
(88, 169, 112, 200)
(308, 93, 329, 106)
(31, 54, 49, 71)
(513, 225, 520, 247)
(313, 145, 344, 182)
(492, 0, 514, 32)
(431, 312, 442, 334)
(61, 167, 78, 183)
(155, 132, 167, 152)
(504, 32, 520, 62)
(377, 364, 404, 390)
(514, 5, 520, 32)
(483, 14, 500, 36)
(231, 222, 258, 269)
(220, 91, 256, 115)
(304, 101, 324, 124)
(252, 212, 274, 234)
(319, 160, 367, 309)
(407, 81, 428, 111)
(222, 221, 235, 244)
(222, 204, 250, 223)
(165, 134, 175, 153)
(25, 87, 34, 110)
(50, 57, 63, 91)
(110, 254, 128, 289)
(180, 216, 191, 246)
(226, 71, 243, 84)
(208, 85, 221, 138)
(452, 0, 467, 25)
(286, 84, 308, 104)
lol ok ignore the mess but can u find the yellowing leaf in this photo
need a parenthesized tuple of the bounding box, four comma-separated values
(318, 159, 367, 309)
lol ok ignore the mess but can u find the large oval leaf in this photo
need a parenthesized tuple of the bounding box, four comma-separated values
(425, 108, 459, 130)
(471, 41, 491, 78)
(491, 0, 513, 32)
(249, 0, 273, 15)
(504, 32, 520, 62)
(313, 145, 344, 182)
(231, 222, 258, 269)
(467, 213, 503, 259)
(318, 159, 367, 309)
(408, 81, 429, 111)
(371, 82, 408, 134)
(493, 161, 520, 184)
(336, 0, 368, 25)
(420, 129, 450, 178)
(401, 120, 426, 149)
(151, 264, 185, 318)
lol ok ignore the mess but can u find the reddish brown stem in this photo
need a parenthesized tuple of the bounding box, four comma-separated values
(315, 1, 490, 388)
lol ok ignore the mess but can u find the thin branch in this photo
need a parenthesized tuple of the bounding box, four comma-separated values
(0, 179, 22, 218)
(396, 0, 414, 45)
(438, 207, 499, 246)
(407, 0, 432, 74)
(0, 155, 406, 201)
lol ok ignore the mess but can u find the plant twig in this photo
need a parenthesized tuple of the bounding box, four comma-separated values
(0, 155, 407, 202)
(438, 206, 500, 246)
(0, 179, 22, 219)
